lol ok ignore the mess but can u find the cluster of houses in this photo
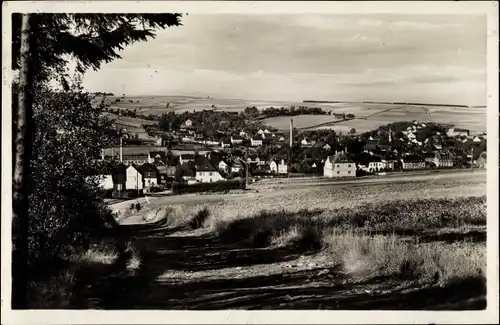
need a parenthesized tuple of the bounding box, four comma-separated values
(98, 119, 487, 193)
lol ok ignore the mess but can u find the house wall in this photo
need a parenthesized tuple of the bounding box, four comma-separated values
(402, 161, 426, 169)
(269, 162, 277, 173)
(323, 161, 356, 177)
(196, 170, 224, 183)
(97, 175, 114, 190)
(278, 164, 288, 174)
(125, 167, 144, 190)
(144, 176, 158, 187)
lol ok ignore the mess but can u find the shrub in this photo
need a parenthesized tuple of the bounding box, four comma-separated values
(189, 207, 211, 229)
(172, 180, 246, 194)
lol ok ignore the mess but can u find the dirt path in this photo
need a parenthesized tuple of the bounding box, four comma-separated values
(84, 222, 486, 310)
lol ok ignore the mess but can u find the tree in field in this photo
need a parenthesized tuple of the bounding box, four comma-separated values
(12, 13, 182, 309)
(350, 128, 356, 135)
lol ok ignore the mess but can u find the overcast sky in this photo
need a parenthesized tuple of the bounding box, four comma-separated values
(82, 14, 486, 105)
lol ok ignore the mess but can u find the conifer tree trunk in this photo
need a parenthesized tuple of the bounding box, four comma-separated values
(12, 13, 34, 309)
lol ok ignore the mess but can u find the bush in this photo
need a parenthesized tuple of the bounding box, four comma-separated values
(172, 180, 246, 194)
(149, 186, 163, 193)
(189, 207, 211, 229)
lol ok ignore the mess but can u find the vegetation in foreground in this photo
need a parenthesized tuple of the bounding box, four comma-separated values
(206, 196, 486, 285)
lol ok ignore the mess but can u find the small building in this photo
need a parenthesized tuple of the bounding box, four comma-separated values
(400, 155, 426, 170)
(179, 154, 196, 165)
(277, 159, 288, 174)
(218, 160, 229, 174)
(323, 152, 356, 178)
(138, 162, 159, 188)
(269, 160, 278, 173)
(194, 155, 225, 183)
(251, 137, 263, 147)
(125, 165, 144, 190)
(231, 135, 244, 144)
(313, 141, 331, 151)
(358, 155, 384, 173)
(122, 154, 149, 166)
(229, 158, 245, 174)
(447, 127, 470, 137)
(111, 163, 128, 191)
(221, 138, 231, 148)
(424, 152, 454, 168)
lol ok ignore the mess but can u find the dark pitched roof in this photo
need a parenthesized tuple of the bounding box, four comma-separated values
(402, 155, 424, 162)
(138, 162, 158, 174)
(327, 152, 354, 164)
(313, 141, 330, 148)
(194, 155, 218, 172)
(112, 163, 128, 174)
(180, 154, 195, 160)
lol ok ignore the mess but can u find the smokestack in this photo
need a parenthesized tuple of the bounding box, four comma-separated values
(119, 136, 123, 162)
(289, 118, 293, 147)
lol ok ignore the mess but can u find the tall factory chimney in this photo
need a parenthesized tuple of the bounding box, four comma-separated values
(289, 118, 293, 147)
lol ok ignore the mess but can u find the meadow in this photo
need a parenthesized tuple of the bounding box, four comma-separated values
(96, 95, 486, 134)
(28, 172, 487, 309)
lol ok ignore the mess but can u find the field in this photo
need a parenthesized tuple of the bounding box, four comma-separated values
(103, 112, 157, 139)
(67, 170, 485, 310)
(262, 104, 486, 133)
(28, 171, 487, 309)
(96, 95, 486, 134)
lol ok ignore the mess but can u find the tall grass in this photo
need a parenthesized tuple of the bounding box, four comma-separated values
(211, 196, 486, 284)
(322, 230, 486, 283)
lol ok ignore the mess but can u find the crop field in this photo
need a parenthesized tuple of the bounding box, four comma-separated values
(262, 104, 486, 133)
(103, 171, 488, 310)
(102, 112, 157, 139)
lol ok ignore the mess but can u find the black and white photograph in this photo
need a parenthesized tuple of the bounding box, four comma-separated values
(2, 1, 499, 324)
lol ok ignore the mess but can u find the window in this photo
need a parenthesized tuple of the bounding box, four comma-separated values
(348, 164, 351, 167)
(348, 171, 351, 174)
(337, 171, 340, 174)
(336, 164, 340, 168)
(210, 178, 213, 183)
(209, 172, 213, 176)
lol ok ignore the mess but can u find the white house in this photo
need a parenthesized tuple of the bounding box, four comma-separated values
(230, 159, 245, 174)
(257, 129, 264, 135)
(278, 136, 285, 142)
(264, 129, 270, 134)
(183, 119, 193, 128)
(251, 138, 263, 146)
(301, 138, 310, 146)
(323, 152, 356, 178)
(277, 159, 288, 174)
(231, 135, 244, 144)
(269, 160, 278, 173)
(195, 157, 225, 183)
(125, 165, 143, 190)
(221, 139, 231, 148)
(447, 127, 470, 137)
(239, 131, 247, 137)
(93, 174, 113, 190)
(218, 160, 229, 173)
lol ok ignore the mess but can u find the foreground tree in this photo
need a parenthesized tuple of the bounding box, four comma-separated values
(12, 13, 182, 309)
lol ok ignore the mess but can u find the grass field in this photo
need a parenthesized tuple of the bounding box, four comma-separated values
(262, 104, 486, 133)
(29, 171, 487, 309)
(112, 172, 486, 309)
(95, 95, 486, 134)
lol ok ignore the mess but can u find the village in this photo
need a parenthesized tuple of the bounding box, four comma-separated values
(97, 111, 488, 198)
